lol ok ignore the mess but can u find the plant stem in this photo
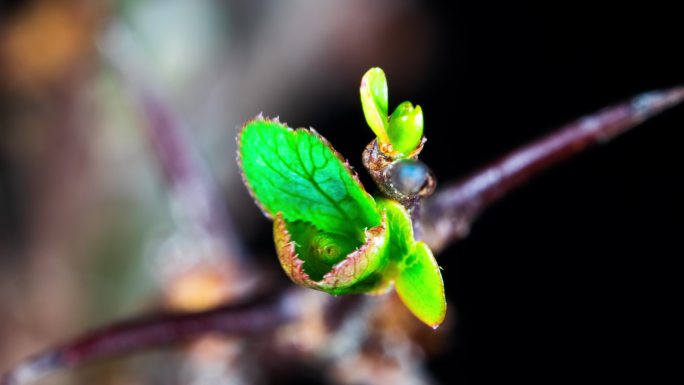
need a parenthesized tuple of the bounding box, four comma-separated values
(0, 291, 299, 385)
(417, 87, 684, 253)
(4, 86, 683, 384)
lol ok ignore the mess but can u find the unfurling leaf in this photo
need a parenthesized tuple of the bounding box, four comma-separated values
(274, 212, 390, 295)
(239, 117, 389, 293)
(238, 114, 444, 327)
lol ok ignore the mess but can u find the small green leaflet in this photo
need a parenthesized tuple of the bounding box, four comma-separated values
(238, 117, 446, 327)
(360, 67, 425, 157)
(378, 199, 446, 328)
(396, 242, 445, 328)
(360, 67, 389, 143)
(388, 101, 424, 156)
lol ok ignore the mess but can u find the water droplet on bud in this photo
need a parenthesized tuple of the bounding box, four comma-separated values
(389, 159, 430, 196)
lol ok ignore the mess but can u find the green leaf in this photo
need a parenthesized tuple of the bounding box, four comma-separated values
(377, 198, 413, 262)
(239, 118, 380, 238)
(395, 241, 446, 328)
(239, 118, 444, 328)
(285, 219, 361, 280)
(377, 198, 445, 328)
(241, 118, 391, 295)
(274, 212, 390, 295)
(388, 102, 424, 156)
(360, 67, 389, 143)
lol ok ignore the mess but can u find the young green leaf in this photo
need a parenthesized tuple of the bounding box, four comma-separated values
(239, 118, 380, 237)
(360, 67, 390, 143)
(388, 101, 424, 156)
(395, 241, 446, 329)
(377, 198, 446, 328)
(240, 117, 391, 294)
(377, 198, 413, 262)
(360, 67, 426, 158)
(238, 116, 444, 327)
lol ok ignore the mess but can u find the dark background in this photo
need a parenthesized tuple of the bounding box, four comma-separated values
(309, 2, 683, 383)
(2, 0, 682, 384)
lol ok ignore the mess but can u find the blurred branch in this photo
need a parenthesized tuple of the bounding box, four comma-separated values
(3, 86, 683, 384)
(99, 29, 247, 265)
(418, 86, 684, 252)
(0, 290, 300, 385)
(139, 91, 245, 260)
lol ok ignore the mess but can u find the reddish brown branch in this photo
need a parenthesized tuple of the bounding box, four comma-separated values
(4, 87, 683, 384)
(418, 87, 684, 252)
(0, 291, 299, 385)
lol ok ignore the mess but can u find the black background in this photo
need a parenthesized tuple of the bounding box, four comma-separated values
(309, 1, 683, 383)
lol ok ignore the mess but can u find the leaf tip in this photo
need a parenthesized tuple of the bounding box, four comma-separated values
(395, 242, 446, 328)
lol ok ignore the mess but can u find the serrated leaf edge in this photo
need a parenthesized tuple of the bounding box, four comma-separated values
(273, 211, 388, 293)
(237, 115, 375, 220)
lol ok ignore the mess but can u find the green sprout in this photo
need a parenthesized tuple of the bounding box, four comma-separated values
(360, 67, 424, 156)
(238, 69, 444, 328)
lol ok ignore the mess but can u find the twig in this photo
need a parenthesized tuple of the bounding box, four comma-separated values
(140, 93, 243, 255)
(100, 37, 246, 262)
(4, 87, 683, 384)
(0, 290, 300, 385)
(417, 87, 684, 252)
